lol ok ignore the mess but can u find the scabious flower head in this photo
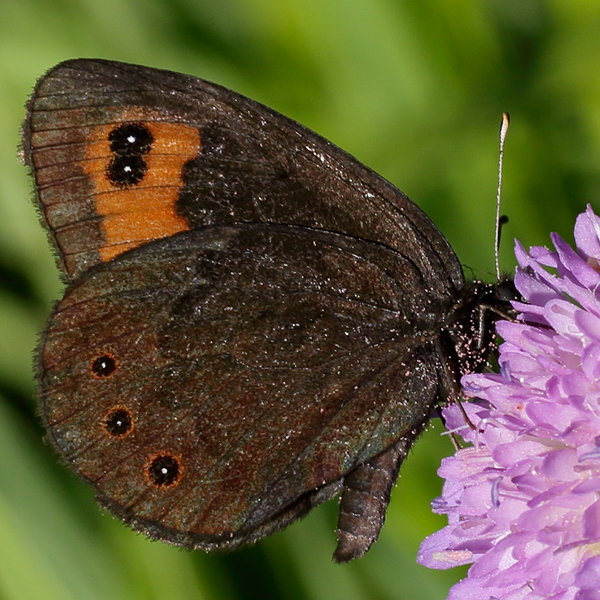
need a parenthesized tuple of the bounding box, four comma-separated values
(418, 205, 600, 600)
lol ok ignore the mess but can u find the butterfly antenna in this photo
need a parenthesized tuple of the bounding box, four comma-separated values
(494, 112, 510, 281)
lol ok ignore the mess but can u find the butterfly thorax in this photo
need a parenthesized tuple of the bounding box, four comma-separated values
(442, 280, 517, 380)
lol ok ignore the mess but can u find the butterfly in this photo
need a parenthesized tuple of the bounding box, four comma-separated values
(21, 59, 515, 561)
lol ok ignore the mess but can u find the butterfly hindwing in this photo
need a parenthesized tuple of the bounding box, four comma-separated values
(40, 224, 442, 552)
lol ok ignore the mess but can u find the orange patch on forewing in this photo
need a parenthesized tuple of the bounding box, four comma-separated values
(99, 210, 191, 261)
(82, 118, 201, 262)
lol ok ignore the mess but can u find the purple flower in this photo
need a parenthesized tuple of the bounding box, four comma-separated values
(418, 205, 600, 600)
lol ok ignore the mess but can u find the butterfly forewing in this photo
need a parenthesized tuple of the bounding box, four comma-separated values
(23, 59, 463, 297)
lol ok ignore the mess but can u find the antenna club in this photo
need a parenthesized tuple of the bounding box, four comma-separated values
(500, 113, 510, 141)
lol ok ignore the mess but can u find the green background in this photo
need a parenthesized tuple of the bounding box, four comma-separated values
(0, 1, 597, 599)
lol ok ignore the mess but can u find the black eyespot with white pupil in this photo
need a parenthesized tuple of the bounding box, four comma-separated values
(91, 354, 117, 377)
(109, 122, 154, 155)
(107, 155, 148, 186)
(147, 453, 181, 488)
(104, 407, 133, 437)
(106, 122, 154, 187)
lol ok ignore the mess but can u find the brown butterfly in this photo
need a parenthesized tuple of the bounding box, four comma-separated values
(22, 59, 514, 561)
